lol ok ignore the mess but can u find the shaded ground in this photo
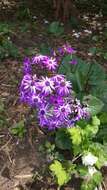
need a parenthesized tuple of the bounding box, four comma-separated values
(0, 1, 107, 189)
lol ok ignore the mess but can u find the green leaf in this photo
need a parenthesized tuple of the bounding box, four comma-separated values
(92, 171, 103, 185)
(81, 182, 94, 190)
(39, 43, 50, 55)
(103, 52, 107, 60)
(62, 54, 72, 64)
(92, 116, 100, 126)
(81, 171, 102, 190)
(97, 126, 107, 143)
(99, 112, 107, 124)
(67, 127, 82, 145)
(91, 81, 107, 103)
(89, 47, 97, 55)
(49, 160, 71, 186)
(48, 21, 64, 36)
(78, 166, 88, 177)
(84, 124, 99, 137)
(75, 70, 84, 91)
(10, 120, 26, 138)
(76, 58, 90, 75)
(83, 95, 104, 115)
(89, 63, 106, 85)
(66, 73, 79, 93)
(58, 55, 72, 75)
(55, 129, 71, 150)
(89, 143, 107, 168)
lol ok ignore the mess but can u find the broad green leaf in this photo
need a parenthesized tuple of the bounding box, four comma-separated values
(48, 21, 64, 36)
(50, 160, 71, 186)
(91, 81, 107, 103)
(62, 54, 72, 64)
(84, 124, 99, 137)
(96, 126, 107, 143)
(89, 143, 107, 168)
(92, 172, 103, 185)
(76, 58, 90, 75)
(78, 166, 88, 177)
(55, 129, 71, 150)
(75, 70, 84, 91)
(67, 127, 82, 145)
(99, 112, 107, 124)
(92, 116, 100, 126)
(89, 63, 106, 85)
(66, 73, 79, 93)
(83, 95, 104, 115)
(81, 171, 102, 190)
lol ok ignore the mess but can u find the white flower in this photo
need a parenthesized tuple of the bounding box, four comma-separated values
(94, 188, 98, 190)
(72, 32, 80, 38)
(94, 185, 103, 190)
(104, 161, 107, 166)
(33, 16, 37, 20)
(88, 166, 97, 176)
(82, 152, 98, 166)
(44, 19, 49, 24)
(84, 30, 92, 34)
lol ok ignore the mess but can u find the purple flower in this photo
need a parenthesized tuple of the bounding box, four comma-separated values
(31, 94, 42, 106)
(52, 74, 65, 84)
(54, 104, 71, 119)
(63, 44, 75, 54)
(43, 57, 58, 71)
(57, 47, 65, 56)
(38, 103, 54, 127)
(49, 95, 64, 106)
(56, 79, 72, 96)
(38, 104, 49, 127)
(21, 74, 38, 94)
(39, 76, 55, 95)
(32, 55, 48, 65)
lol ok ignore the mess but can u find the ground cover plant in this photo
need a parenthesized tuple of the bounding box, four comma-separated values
(20, 44, 107, 190)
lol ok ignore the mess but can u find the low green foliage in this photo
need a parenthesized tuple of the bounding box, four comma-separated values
(0, 22, 19, 60)
(48, 21, 64, 36)
(50, 160, 76, 187)
(0, 39, 19, 60)
(50, 116, 107, 189)
(10, 120, 26, 138)
(58, 55, 107, 113)
(81, 171, 103, 190)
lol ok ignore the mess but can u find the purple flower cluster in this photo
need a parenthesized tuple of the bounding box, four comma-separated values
(20, 73, 87, 130)
(23, 55, 58, 75)
(51, 44, 77, 65)
(23, 44, 77, 76)
(20, 44, 88, 130)
(32, 55, 58, 71)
